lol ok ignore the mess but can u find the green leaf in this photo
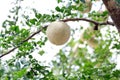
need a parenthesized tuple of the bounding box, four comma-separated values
(38, 50, 45, 56)
(112, 43, 120, 49)
(29, 55, 33, 59)
(10, 25, 19, 33)
(57, 0, 62, 3)
(13, 68, 27, 78)
(112, 70, 120, 78)
(29, 18, 37, 25)
(0, 69, 4, 77)
(26, 71, 34, 78)
(55, 6, 61, 12)
(26, 21, 32, 27)
(20, 29, 30, 37)
(35, 13, 42, 19)
(73, 0, 80, 4)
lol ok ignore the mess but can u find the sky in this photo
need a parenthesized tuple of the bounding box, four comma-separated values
(0, 0, 12, 26)
(0, 0, 120, 69)
(0, 0, 57, 26)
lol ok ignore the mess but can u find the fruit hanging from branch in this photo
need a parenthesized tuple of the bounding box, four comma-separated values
(80, 27, 98, 48)
(72, 0, 92, 13)
(46, 21, 71, 45)
(73, 27, 98, 54)
(77, 0, 92, 13)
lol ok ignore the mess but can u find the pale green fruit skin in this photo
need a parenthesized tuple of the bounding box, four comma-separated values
(46, 21, 70, 45)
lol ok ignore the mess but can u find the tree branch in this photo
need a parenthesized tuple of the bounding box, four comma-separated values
(0, 18, 114, 58)
(102, 0, 120, 32)
(0, 26, 47, 58)
(61, 18, 114, 26)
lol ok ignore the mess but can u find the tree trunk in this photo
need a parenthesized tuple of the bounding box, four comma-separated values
(102, 0, 120, 32)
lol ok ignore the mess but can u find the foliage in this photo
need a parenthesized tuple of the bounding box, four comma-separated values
(0, 0, 120, 80)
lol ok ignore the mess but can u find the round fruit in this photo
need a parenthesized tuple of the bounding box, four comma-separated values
(80, 27, 98, 48)
(46, 21, 70, 45)
(82, 0, 92, 13)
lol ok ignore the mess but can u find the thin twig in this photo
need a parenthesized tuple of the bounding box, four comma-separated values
(0, 18, 115, 58)
(0, 26, 47, 58)
(61, 18, 114, 26)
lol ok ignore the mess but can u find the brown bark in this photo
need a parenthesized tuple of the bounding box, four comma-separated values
(102, 0, 120, 32)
